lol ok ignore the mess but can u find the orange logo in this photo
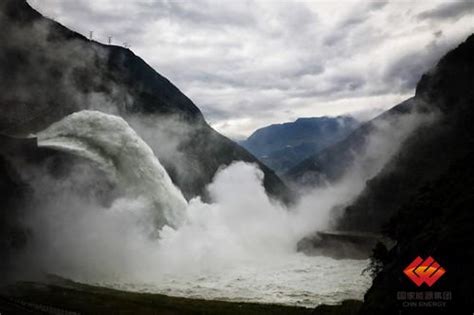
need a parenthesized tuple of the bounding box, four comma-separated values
(404, 256, 446, 287)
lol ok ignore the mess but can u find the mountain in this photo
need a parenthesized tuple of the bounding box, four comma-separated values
(0, 0, 292, 203)
(337, 34, 474, 232)
(0, 0, 294, 274)
(240, 116, 359, 174)
(284, 98, 419, 186)
(286, 34, 474, 313)
(353, 35, 474, 313)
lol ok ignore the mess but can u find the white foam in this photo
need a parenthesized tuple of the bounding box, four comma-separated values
(37, 110, 187, 230)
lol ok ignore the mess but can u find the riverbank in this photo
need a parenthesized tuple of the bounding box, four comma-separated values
(0, 279, 362, 315)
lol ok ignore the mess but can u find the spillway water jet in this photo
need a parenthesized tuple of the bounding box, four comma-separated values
(36, 110, 187, 230)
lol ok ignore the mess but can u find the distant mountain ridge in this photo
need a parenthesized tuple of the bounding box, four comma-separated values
(284, 97, 417, 186)
(240, 116, 359, 174)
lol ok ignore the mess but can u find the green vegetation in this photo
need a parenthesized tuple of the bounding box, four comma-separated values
(1, 280, 362, 315)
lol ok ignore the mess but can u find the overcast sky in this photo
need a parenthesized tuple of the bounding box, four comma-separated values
(28, 0, 474, 139)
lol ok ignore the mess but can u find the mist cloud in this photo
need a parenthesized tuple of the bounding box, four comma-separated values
(14, 102, 436, 278)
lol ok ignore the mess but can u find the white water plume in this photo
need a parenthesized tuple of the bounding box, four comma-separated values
(21, 108, 435, 307)
(36, 110, 187, 230)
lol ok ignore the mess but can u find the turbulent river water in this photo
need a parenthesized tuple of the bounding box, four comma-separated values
(103, 255, 371, 308)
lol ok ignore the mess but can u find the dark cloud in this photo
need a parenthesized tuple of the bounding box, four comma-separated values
(417, 1, 474, 21)
(322, 1, 384, 48)
(434, 30, 443, 38)
(289, 63, 325, 77)
(341, 15, 367, 28)
(368, 1, 389, 11)
(160, 1, 257, 28)
(383, 37, 460, 91)
(289, 74, 367, 99)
